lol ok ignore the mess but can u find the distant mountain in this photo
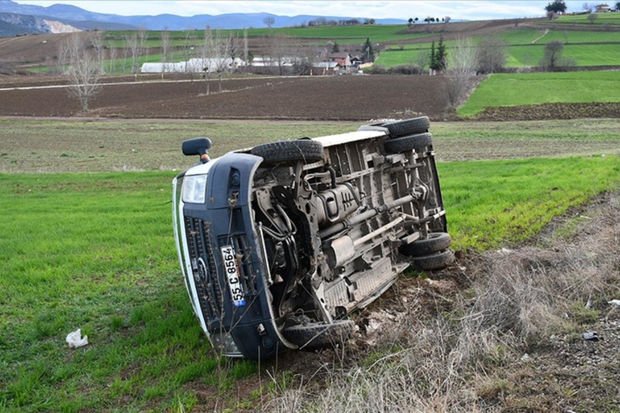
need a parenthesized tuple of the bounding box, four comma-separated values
(0, 12, 79, 35)
(0, 0, 406, 34)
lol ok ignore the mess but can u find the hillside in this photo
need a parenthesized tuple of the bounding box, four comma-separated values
(0, 12, 80, 35)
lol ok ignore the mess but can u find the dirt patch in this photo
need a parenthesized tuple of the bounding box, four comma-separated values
(475, 102, 620, 121)
(0, 32, 72, 65)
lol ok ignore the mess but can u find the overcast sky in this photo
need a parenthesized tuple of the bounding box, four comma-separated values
(14, 1, 587, 20)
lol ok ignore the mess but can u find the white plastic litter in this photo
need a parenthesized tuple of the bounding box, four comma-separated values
(66, 329, 88, 348)
(608, 299, 620, 307)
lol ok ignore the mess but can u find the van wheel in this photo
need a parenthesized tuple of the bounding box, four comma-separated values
(412, 249, 455, 271)
(384, 132, 432, 155)
(401, 232, 451, 257)
(251, 139, 324, 164)
(383, 116, 430, 137)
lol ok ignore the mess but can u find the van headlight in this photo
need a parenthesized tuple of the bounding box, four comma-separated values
(182, 175, 208, 204)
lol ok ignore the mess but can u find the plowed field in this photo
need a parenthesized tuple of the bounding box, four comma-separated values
(0, 75, 449, 120)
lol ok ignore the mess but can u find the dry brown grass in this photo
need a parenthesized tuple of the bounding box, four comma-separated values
(264, 192, 620, 412)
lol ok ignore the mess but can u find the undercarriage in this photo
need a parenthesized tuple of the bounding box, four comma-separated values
(173, 117, 453, 359)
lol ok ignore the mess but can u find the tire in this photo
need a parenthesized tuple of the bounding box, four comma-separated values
(383, 116, 430, 138)
(401, 232, 452, 257)
(384, 132, 432, 154)
(282, 320, 355, 350)
(251, 139, 324, 164)
(412, 249, 455, 271)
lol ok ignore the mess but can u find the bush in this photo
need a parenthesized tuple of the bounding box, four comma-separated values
(366, 64, 423, 75)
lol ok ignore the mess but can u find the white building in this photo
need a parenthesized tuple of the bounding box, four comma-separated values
(140, 57, 245, 73)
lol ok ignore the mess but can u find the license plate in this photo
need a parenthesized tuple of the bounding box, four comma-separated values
(220, 245, 246, 307)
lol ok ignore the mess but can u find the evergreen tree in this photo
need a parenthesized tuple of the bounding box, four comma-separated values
(362, 37, 375, 62)
(429, 36, 447, 72)
(332, 41, 340, 53)
(436, 35, 447, 71)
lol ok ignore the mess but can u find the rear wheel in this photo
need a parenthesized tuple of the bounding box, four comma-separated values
(383, 116, 430, 137)
(401, 232, 451, 257)
(251, 139, 324, 164)
(384, 132, 432, 155)
(412, 249, 455, 271)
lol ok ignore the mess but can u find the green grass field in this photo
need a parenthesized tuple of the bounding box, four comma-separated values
(458, 71, 620, 117)
(0, 172, 257, 412)
(440, 156, 620, 249)
(499, 28, 620, 44)
(504, 43, 620, 67)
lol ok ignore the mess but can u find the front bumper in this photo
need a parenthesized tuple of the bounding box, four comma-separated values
(173, 152, 295, 359)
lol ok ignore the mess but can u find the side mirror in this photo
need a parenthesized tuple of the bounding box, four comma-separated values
(182, 137, 213, 163)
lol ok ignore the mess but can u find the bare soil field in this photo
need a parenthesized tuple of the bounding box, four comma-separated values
(0, 75, 450, 120)
(476, 102, 620, 121)
(0, 32, 72, 66)
(4, 73, 617, 122)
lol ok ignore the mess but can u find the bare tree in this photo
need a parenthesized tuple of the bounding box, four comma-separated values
(263, 16, 275, 28)
(107, 46, 117, 74)
(243, 28, 249, 65)
(587, 12, 598, 23)
(56, 36, 69, 73)
(201, 28, 215, 95)
(213, 32, 236, 92)
(267, 33, 290, 75)
(540, 40, 564, 70)
(446, 37, 477, 108)
(90, 30, 106, 74)
(160, 30, 171, 78)
(415, 51, 430, 71)
(60, 33, 102, 112)
(201, 29, 235, 94)
(137, 29, 148, 55)
(476, 38, 507, 73)
(183, 30, 197, 79)
(125, 33, 140, 73)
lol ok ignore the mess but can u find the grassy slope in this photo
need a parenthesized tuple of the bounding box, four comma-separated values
(440, 156, 620, 250)
(107, 24, 422, 45)
(504, 43, 620, 66)
(375, 28, 620, 68)
(555, 12, 620, 24)
(458, 71, 620, 117)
